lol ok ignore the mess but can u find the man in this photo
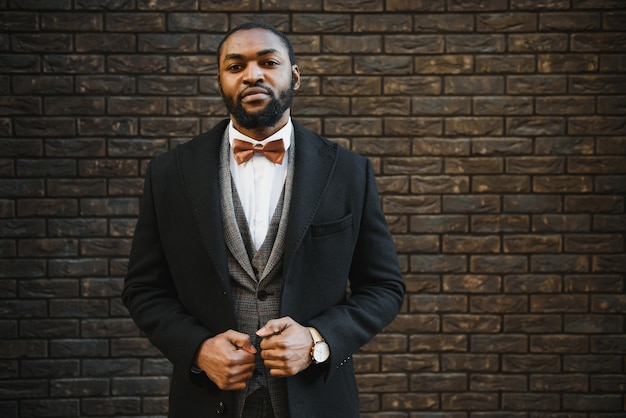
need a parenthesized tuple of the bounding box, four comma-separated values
(122, 22, 405, 418)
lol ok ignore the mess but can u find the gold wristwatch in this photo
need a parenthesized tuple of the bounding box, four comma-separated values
(308, 327, 330, 364)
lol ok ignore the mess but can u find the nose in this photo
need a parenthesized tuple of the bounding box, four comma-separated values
(243, 62, 264, 84)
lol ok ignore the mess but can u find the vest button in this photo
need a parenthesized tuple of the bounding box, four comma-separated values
(257, 289, 268, 300)
(216, 401, 226, 414)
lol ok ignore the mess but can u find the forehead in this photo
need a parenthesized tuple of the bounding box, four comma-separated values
(220, 28, 287, 61)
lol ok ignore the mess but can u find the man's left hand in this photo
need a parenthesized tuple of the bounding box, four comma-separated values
(256, 316, 314, 377)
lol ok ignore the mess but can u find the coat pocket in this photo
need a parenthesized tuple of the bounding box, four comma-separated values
(310, 213, 353, 237)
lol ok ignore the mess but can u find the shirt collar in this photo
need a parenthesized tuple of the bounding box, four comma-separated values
(228, 119, 292, 151)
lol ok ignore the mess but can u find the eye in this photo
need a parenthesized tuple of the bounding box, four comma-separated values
(263, 60, 279, 67)
(227, 64, 243, 72)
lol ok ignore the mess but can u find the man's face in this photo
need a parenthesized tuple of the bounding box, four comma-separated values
(218, 28, 300, 131)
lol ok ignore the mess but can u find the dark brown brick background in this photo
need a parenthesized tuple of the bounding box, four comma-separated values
(1, 0, 625, 417)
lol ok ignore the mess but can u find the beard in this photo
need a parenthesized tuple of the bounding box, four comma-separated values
(221, 82, 295, 130)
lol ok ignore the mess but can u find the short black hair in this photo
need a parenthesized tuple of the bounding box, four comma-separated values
(217, 22, 297, 69)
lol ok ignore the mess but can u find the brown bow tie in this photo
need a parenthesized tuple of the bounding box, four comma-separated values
(232, 138, 285, 165)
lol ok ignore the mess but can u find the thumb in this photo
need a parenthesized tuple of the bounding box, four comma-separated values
(257, 316, 293, 338)
(227, 331, 257, 354)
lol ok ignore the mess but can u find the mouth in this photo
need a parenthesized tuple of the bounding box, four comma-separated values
(240, 87, 271, 103)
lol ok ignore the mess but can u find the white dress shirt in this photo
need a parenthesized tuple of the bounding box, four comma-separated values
(228, 119, 292, 250)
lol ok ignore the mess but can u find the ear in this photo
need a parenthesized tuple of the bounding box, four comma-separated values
(291, 65, 301, 90)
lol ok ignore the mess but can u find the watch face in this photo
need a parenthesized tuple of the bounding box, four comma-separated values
(313, 342, 330, 363)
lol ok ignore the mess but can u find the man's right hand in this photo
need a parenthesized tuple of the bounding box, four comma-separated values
(194, 330, 257, 391)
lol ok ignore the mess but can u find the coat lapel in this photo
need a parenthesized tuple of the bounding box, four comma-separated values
(176, 119, 232, 294)
(283, 121, 339, 271)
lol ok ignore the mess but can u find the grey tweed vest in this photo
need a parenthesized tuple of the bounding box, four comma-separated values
(219, 129, 295, 418)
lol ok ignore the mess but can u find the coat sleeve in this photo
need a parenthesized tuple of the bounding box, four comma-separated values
(122, 161, 213, 374)
(306, 157, 405, 378)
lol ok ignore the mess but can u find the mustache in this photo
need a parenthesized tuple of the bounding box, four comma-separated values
(238, 85, 275, 102)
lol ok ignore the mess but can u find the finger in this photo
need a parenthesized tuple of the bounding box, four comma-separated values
(257, 316, 292, 337)
(227, 331, 257, 354)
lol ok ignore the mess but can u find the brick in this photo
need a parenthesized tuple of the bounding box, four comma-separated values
(471, 255, 528, 273)
(384, 117, 442, 136)
(502, 354, 561, 372)
(566, 275, 623, 293)
(535, 137, 594, 155)
(442, 353, 498, 372)
(565, 234, 623, 253)
(411, 254, 467, 273)
(441, 392, 499, 410)
(111, 376, 170, 396)
(563, 354, 622, 373)
(506, 157, 565, 174)
(76, 75, 135, 94)
(414, 14, 473, 33)
(381, 393, 439, 411)
(472, 334, 528, 353)
(346, 97, 397, 116)
(412, 97, 471, 115)
(472, 175, 530, 193)
(50, 339, 108, 358)
(356, 373, 407, 393)
(565, 314, 623, 333)
(598, 96, 626, 115)
(409, 334, 467, 352)
(49, 258, 108, 277)
(12, 75, 73, 95)
(531, 255, 589, 273)
(355, 56, 413, 75)
(593, 254, 626, 273)
(14, 117, 75, 137)
(503, 194, 562, 213)
(381, 353, 439, 372)
(383, 195, 440, 214)
(507, 75, 567, 94)
(470, 374, 527, 391)
(443, 314, 501, 333)
(386, 0, 445, 11)
(414, 55, 473, 74)
(107, 12, 165, 32)
(532, 214, 590, 232)
(81, 397, 140, 416)
(565, 196, 623, 213)
(20, 359, 80, 378)
(539, 11, 600, 30)
(591, 374, 626, 392)
(392, 234, 438, 253)
(20, 399, 78, 418)
(17, 199, 78, 217)
(411, 175, 469, 194)
(107, 54, 166, 73)
(443, 195, 501, 214)
(474, 96, 532, 115)
(502, 393, 560, 411)
(323, 35, 381, 54)
(594, 214, 626, 232)
(75, 34, 135, 52)
(292, 13, 351, 33)
(572, 33, 626, 52)
(323, 76, 381, 96)
(563, 394, 623, 411)
(17, 160, 77, 178)
(0, 54, 39, 73)
(471, 214, 529, 233)
(504, 314, 562, 333)
(353, 14, 411, 32)
(509, 33, 568, 51)
(385, 314, 438, 333)
(443, 235, 500, 253)
(508, 116, 565, 136)
(411, 215, 468, 233)
(41, 12, 103, 31)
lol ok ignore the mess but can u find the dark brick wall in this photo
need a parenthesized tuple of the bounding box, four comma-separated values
(1, 0, 625, 417)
